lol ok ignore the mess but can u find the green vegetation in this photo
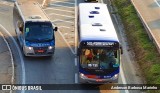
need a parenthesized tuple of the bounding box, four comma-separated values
(112, 0, 160, 92)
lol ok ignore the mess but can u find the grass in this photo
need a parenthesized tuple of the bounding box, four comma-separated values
(112, 0, 160, 92)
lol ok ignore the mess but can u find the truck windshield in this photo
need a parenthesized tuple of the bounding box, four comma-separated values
(25, 22, 54, 42)
(80, 48, 120, 69)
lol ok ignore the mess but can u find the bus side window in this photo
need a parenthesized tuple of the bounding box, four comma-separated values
(114, 51, 117, 58)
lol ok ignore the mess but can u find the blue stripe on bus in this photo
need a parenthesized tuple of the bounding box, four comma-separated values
(79, 67, 119, 79)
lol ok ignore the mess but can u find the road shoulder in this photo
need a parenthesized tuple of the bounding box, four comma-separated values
(0, 32, 14, 93)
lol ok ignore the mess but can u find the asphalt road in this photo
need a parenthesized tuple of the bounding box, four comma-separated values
(0, 0, 145, 93)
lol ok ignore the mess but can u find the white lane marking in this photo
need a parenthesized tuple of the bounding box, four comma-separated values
(0, 25, 25, 93)
(120, 65, 129, 93)
(67, 34, 75, 36)
(63, 33, 75, 36)
(0, 32, 14, 93)
(58, 30, 75, 54)
(51, 1, 75, 5)
(74, 0, 78, 84)
(49, 13, 75, 18)
(75, 0, 77, 54)
(42, 0, 46, 7)
(52, 19, 74, 24)
(49, 3, 75, 9)
(42, 0, 75, 54)
(155, 0, 160, 7)
(120, 66, 127, 84)
(0, 12, 7, 15)
(0, 1, 13, 6)
(59, 26, 71, 29)
(68, 41, 74, 43)
(44, 7, 74, 13)
(75, 73, 78, 83)
(75, 58, 77, 66)
(63, 33, 68, 36)
(57, 24, 73, 27)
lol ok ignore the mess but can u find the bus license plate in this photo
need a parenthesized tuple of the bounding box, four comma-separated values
(96, 79, 103, 82)
(37, 50, 44, 53)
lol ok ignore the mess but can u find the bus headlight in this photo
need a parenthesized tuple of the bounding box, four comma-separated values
(28, 47, 32, 50)
(24, 46, 33, 52)
(48, 46, 53, 50)
(80, 73, 87, 79)
(112, 74, 118, 80)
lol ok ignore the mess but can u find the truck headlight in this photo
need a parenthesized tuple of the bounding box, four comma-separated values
(48, 46, 53, 50)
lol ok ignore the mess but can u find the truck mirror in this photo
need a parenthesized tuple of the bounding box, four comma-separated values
(54, 27, 58, 31)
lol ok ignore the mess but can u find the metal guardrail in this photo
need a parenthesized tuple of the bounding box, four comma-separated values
(130, 0, 160, 53)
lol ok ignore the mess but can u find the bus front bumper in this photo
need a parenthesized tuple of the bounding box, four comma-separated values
(24, 52, 54, 57)
(79, 73, 118, 84)
(23, 46, 55, 57)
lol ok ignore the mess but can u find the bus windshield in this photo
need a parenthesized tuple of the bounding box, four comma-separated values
(25, 22, 54, 42)
(80, 48, 120, 69)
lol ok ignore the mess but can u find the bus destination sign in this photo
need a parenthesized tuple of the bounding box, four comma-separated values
(82, 42, 119, 47)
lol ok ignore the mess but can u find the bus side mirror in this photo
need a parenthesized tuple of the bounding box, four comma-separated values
(54, 27, 58, 31)
(120, 46, 123, 54)
(19, 27, 23, 32)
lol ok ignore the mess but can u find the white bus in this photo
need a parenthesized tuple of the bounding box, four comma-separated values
(78, 3, 123, 83)
(13, 0, 58, 56)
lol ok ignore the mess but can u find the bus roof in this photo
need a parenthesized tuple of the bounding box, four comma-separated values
(79, 3, 119, 42)
(15, 0, 49, 22)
